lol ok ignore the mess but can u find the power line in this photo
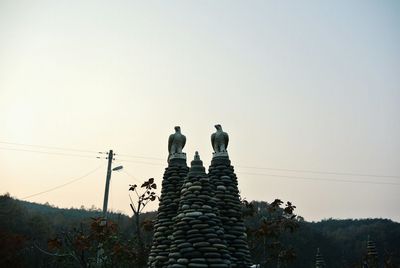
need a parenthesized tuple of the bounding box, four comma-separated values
(2, 140, 398, 180)
(117, 158, 399, 186)
(111, 159, 143, 185)
(120, 169, 142, 184)
(116, 153, 164, 161)
(237, 165, 400, 179)
(117, 158, 165, 166)
(117, 152, 399, 179)
(117, 158, 400, 185)
(238, 171, 400, 186)
(117, 157, 400, 180)
(0, 141, 98, 154)
(22, 164, 105, 199)
(0, 147, 99, 159)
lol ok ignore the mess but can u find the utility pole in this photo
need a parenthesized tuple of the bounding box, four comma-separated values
(98, 149, 123, 266)
(102, 149, 113, 219)
(97, 150, 114, 266)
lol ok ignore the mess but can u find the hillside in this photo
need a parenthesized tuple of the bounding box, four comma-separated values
(1, 194, 399, 267)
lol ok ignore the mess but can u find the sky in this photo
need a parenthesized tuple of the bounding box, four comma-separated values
(0, 0, 399, 222)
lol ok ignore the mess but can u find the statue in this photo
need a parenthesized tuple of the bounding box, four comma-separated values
(168, 126, 186, 162)
(211, 124, 229, 154)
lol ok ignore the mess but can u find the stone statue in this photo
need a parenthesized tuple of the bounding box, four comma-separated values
(168, 126, 186, 162)
(211, 124, 229, 154)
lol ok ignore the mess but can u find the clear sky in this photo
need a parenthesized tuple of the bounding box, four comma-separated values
(1, 0, 399, 222)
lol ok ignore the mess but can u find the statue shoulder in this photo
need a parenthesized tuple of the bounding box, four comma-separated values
(182, 134, 186, 145)
(168, 133, 175, 150)
(168, 133, 176, 142)
(223, 131, 229, 139)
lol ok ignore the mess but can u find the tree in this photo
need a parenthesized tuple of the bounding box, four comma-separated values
(43, 217, 137, 267)
(243, 199, 299, 268)
(0, 230, 27, 268)
(32, 178, 159, 267)
(128, 178, 158, 267)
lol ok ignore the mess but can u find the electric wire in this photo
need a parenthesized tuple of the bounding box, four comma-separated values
(2, 140, 399, 186)
(238, 171, 400, 186)
(0, 141, 98, 154)
(117, 158, 165, 166)
(117, 153, 400, 179)
(22, 164, 105, 199)
(0, 147, 99, 159)
(237, 165, 400, 179)
(120, 169, 142, 184)
(116, 153, 164, 161)
(2, 140, 398, 179)
(118, 158, 399, 186)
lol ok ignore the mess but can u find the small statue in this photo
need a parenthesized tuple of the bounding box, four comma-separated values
(168, 126, 186, 161)
(211, 124, 229, 153)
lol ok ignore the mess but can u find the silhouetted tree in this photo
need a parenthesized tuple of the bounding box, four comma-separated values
(128, 178, 158, 267)
(243, 199, 299, 267)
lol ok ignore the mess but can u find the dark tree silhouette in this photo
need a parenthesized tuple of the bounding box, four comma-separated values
(128, 178, 158, 267)
(243, 199, 299, 267)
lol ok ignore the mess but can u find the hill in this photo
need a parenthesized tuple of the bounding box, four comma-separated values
(0, 194, 399, 267)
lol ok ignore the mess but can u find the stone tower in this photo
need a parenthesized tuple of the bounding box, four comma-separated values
(208, 125, 252, 267)
(167, 152, 231, 267)
(148, 127, 189, 268)
(315, 248, 326, 268)
(366, 236, 378, 268)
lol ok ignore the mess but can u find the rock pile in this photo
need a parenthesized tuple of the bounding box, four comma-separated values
(315, 248, 325, 268)
(208, 156, 252, 267)
(366, 236, 378, 268)
(148, 157, 189, 268)
(167, 152, 231, 268)
(150, 125, 252, 267)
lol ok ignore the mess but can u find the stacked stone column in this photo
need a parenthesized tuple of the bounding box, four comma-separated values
(148, 157, 189, 267)
(315, 248, 326, 268)
(208, 156, 252, 267)
(167, 152, 231, 268)
(366, 236, 378, 268)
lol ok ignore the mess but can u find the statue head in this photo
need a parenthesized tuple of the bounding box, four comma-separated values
(214, 124, 222, 130)
(174, 126, 181, 132)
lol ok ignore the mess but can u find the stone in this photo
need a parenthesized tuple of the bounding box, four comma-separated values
(167, 152, 231, 267)
(168, 126, 187, 162)
(150, 128, 251, 267)
(177, 258, 189, 264)
(186, 211, 203, 217)
(211, 124, 229, 157)
(208, 152, 252, 267)
(148, 146, 189, 268)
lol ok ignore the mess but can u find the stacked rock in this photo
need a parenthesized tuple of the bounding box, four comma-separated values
(208, 155, 252, 267)
(167, 152, 231, 268)
(148, 157, 189, 267)
(366, 236, 378, 268)
(315, 248, 326, 268)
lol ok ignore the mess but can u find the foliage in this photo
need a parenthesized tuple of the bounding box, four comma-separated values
(243, 199, 300, 267)
(37, 178, 159, 267)
(128, 177, 158, 214)
(43, 217, 137, 267)
(0, 230, 27, 268)
(128, 178, 158, 267)
(0, 193, 155, 267)
(1, 193, 400, 267)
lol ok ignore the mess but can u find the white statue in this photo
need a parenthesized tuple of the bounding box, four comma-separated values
(168, 126, 186, 162)
(211, 124, 229, 154)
